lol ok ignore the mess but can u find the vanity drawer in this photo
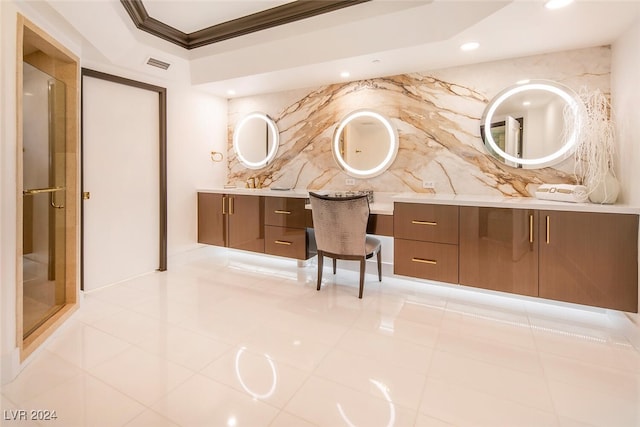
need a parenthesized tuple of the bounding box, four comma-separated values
(265, 225, 309, 260)
(367, 214, 394, 236)
(394, 203, 459, 244)
(394, 238, 459, 283)
(265, 197, 307, 229)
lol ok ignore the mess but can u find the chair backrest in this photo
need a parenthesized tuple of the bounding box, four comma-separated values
(309, 192, 370, 256)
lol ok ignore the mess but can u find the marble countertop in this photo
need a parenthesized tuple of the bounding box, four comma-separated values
(197, 188, 640, 215)
(197, 187, 310, 198)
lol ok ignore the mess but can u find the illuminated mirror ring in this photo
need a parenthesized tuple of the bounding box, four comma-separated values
(233, 112, 279, 170)
(482, 80, 583, 167)
(332, 109, 399, 178)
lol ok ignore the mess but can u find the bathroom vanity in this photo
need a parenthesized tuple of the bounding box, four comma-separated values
(198, 189, 639, 313)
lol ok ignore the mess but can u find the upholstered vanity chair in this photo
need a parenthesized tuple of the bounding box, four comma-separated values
(309, 192, 382, 298)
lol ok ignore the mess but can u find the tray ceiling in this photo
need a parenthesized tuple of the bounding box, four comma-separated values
(121, 0, 370, 49)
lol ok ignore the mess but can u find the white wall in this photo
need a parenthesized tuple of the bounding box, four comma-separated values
(166, 82, 227, 260)
(0, 0, 227, 383)
(612, 17, 640, 325)
(612, 19, 640, 205)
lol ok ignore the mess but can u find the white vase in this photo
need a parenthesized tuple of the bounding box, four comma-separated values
(588, 169, 620, 204)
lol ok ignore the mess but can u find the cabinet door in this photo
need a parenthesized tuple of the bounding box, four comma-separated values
(459, 207, 538, 296)
(227, 195, 265, 253)
(539, 210, 638, 312)
(197, 193, 225, 246)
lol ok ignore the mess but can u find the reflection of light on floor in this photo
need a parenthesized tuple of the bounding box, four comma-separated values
(378, 318, 395, 333)
(337, 379, 396, 427)
(226, 249, 632, 349)
(234, 347, 278, 400)
(402, 292, 632, 348)
(228, 261, 301, 281)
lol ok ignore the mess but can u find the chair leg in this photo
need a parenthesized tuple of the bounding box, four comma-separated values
(358, 258, 365, 299)
(333, 258, 337, 274)
(377, 249, 382, 282)
(317, 251, 323, 291)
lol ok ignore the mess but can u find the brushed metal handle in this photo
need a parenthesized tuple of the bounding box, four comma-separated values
(230, 197, 235, 215)
(274, 210, 291, 215)
(222, 196, 227, 214)
(529, 214, 534, 243)
(412, 220, 437, 226)
(412, 257, 437, 265)
(50, 192, 64, 209)
(23, 186, 64, 195)
(275, 240, 292, 246)
(546, 216, 550, 244)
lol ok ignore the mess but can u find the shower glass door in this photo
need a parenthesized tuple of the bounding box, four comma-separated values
(22, 62, 67, 338)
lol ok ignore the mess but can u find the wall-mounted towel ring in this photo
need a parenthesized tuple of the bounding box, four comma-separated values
(210, 151, 223, 162)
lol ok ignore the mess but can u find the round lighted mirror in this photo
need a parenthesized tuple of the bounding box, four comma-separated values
(481, 80, 583, 168)
(233, 112, 279, 169)
(333, 110, 399, 178)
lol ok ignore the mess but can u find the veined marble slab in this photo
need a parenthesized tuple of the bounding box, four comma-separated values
(227, 46, 611, 198)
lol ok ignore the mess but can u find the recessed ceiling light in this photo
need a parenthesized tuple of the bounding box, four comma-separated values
(544, 0, 574, 9)
(517, 79, 531, 85)
(340, 71, 350, 78)
(523, 101, 531, 106)
(460, 41, 480, 52)
(227, 89, 236, 96)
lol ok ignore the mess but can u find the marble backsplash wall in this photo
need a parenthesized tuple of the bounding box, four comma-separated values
(227, 46, 610, 197)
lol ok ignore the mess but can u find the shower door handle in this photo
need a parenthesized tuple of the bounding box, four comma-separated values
(23, 186, 65, 209)
(23, 186, 64, 195)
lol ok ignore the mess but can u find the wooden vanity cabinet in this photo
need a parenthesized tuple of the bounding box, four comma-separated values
(264, 197, 312, 260)
(538, 210, 638, 312)
(197, 192, 225, 246)
(393, 203, 459, 283)
(459, 207, 538, 297)
(197, 192, 265, 253)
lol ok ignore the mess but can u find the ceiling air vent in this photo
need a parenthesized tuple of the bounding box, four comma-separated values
(146, 57, 171, 70)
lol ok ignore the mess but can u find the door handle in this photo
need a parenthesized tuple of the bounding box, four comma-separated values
(23, 186, 65, 208)
(23, 186, 64, 195)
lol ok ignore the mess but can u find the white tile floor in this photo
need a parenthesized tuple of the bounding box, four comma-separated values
(2, 247, 640, 427)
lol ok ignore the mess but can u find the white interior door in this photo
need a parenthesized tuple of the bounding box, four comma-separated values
(82, 76, 159, 291)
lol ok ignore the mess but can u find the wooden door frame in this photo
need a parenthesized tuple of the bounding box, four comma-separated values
(17, 15, 80, 360)
(80, 69, 167, 291)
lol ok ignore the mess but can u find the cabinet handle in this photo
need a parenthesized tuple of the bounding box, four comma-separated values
(274, 210, 291, 215)
(412, 220, 437, 226)
(275, 240, 292, 246)
(412, 257, 437, 265)
(230, 197, 235, 215)
(546, 216, 550, 244)
(222, 196, 227, 214)
(529, 214, 534, 243)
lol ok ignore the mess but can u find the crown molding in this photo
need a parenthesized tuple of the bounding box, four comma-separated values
(121, 0, 370, 50)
